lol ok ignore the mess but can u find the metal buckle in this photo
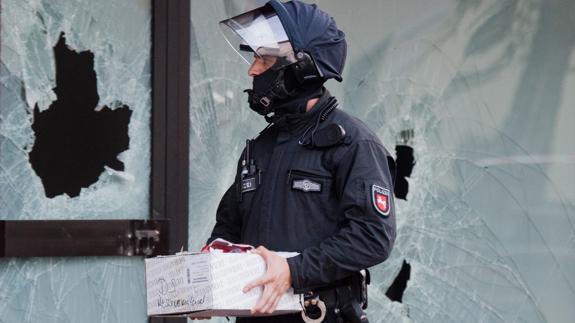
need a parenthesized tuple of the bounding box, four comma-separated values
(259, 96, 271, 107)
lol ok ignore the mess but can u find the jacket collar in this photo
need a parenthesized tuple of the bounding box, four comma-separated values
(273, 88, 332, 136)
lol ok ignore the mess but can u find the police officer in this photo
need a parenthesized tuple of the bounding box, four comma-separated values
(209, 1, 396, 322)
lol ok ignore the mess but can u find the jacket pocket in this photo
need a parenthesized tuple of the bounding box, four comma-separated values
(286, 168, 337, 223)
(287, 169, 332, 192)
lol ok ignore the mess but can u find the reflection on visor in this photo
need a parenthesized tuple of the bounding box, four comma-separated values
(234, 14, 288, 50)
(219, 4, 296, 68)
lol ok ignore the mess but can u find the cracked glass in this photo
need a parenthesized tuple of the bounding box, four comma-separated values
(0, 0, 151, 322)
(1, 0, 151, 218)
(189, 0, 574, 322)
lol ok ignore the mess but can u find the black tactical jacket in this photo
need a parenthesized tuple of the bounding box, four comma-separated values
(209, 91, 396, 294)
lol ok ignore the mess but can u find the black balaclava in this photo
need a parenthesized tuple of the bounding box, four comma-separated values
(246, 63, 323, 122)
(245, 68, 285, 116)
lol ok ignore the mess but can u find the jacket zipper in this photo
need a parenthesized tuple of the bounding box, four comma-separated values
(287, 169, 331, 184)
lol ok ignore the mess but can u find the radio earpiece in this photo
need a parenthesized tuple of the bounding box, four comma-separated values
(291, 51, 324, 85)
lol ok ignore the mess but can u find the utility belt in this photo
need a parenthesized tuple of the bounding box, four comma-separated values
(301, 270, 370, 323)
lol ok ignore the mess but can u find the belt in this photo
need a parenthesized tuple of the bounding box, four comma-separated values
(312, 277, 369, 323)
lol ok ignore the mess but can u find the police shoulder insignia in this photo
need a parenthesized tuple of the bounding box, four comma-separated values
(372, 184, 391, 216)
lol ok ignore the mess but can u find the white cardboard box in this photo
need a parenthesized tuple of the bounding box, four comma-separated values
(145, 252, 302, 317)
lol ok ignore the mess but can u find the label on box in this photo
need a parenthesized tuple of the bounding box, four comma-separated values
(146, 253, 213, 314)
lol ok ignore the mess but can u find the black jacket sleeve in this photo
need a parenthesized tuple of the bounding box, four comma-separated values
(208, 150, 246, 245)
(207, 183, 242, 244)
(287, 139, 397, 293)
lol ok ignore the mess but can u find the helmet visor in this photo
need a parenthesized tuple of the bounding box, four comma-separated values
(219, 5, 296, 70)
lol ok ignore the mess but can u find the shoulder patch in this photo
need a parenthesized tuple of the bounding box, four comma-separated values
(372, 184, 391, 216)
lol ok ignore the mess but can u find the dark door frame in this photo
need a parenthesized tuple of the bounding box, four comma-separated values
(151, 0, 190, 320)
(151, 0, 190, 255)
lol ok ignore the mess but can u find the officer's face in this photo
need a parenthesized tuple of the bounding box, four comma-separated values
(248, 55, 277, 76)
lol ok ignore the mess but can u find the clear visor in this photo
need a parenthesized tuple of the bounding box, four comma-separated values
(219, 5, 296, 70)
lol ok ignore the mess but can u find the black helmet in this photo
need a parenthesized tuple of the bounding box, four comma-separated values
(219, 0, 347, 116)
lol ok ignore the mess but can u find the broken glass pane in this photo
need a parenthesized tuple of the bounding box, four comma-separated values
(29, 33, 134, 199)
(1, 0, 151, 219)
(188, 0, 575, 322)
(0, 0, 151, 322)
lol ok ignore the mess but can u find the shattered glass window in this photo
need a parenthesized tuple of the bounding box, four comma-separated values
(189, 0, 574, 322)
(0, 0, 151, 322)
(1, 0, 151, 219)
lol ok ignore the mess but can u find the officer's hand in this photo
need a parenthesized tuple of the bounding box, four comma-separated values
(243, 246, 292, 314)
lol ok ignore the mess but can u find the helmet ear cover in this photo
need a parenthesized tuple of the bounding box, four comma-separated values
(289, 51, 324, 85)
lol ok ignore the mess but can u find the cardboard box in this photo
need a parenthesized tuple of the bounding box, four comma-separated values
(145, 252, 302, 317)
